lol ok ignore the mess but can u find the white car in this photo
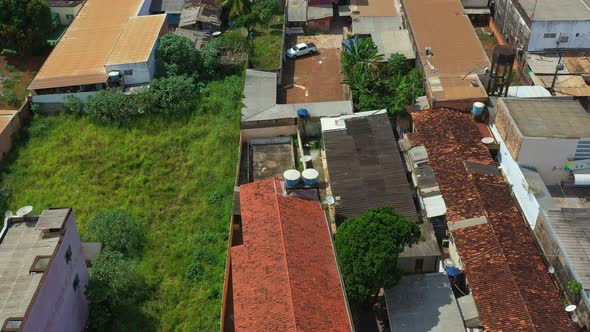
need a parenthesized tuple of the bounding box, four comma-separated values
(286, 43, 317, 58)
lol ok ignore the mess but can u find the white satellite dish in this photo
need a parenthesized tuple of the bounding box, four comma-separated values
(16, 206, 33, 217)
(300, 155, 312, 163)
(325, 196, 335, 205)
(548, 266, 555, 274)
(212, 31, 222, 37)
(481, 137, 494, 145)
(4, 211, 13, 219)
(566, 305, 577, 312)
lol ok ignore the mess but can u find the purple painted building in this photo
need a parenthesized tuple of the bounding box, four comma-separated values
(0, 208, 89, 332)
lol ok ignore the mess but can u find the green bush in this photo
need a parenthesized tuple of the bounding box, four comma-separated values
(142, 75, 197, 115)
(87, 209, 145, 257)
(3, 90, 19, 106)
(86, 250, 150, 332)
(156, 34, 202, 80)
(83, 88, 139, 124)
(63, 95, 85, 115)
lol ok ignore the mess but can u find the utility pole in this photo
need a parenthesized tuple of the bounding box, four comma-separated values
(550, 33, 562, 95)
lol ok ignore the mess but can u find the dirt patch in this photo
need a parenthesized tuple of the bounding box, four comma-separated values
(281, 34, 346, 103)
(0, 55, 45, 109)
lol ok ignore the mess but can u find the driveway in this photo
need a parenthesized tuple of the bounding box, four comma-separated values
(280, 34, 347, 104)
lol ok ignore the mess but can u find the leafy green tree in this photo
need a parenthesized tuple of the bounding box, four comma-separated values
(140, 75, 197, 115)
(156, 34, 202, 79)
(0, 0, 51, 55)
(87, 209, 145, 257)
(86, 250, 149, 331)
(341, 37, 384, 77)
(220, 0, 251, 18)
(83, 88, 138, 124)
(334, 207, 421, 302)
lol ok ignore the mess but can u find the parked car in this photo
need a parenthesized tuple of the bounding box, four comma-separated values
(286, 43, 317, 58)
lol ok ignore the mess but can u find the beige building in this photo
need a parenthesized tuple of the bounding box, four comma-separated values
(47, 1, 85, 26)
(494, 97, 590, 185)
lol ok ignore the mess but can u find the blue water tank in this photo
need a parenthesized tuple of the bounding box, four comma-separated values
(472, 102, 485, 116)
(283, 169, 301, 187)
(302, 168, 319, 186)
(297, 108, 310, 119)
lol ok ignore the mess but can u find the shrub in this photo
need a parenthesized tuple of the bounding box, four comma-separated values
(156, 34, 202, 79)
(145, 75, 196, 115)
(63, 96, 85, 115)
(3, 90, 19, 107)
(84, 88, 138, 124)
(87, 209, 145, 257)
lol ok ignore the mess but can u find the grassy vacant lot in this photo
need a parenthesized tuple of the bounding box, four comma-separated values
(249, 13, 284, 70)
(0, 55, 45, 109)
(0, 75, 243, 331)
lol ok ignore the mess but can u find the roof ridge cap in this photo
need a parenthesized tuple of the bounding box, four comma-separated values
(273, 179, 299, 330)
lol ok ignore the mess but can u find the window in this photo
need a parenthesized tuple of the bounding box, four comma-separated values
(30, 256, 51, 273)
(65, 245, 72, 264)
(576, 33, 580, 37)
(560, 35, 569, 43)
(544, 33, 557, 39)
(123, 70, 133, 76)
(73, 274, 80, 291)
(2, 318, 23, 332)
(66, 14, 74, 21)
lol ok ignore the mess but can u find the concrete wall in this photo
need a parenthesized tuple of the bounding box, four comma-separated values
(50, 4, 83, 26)
(137, 0, 153, 16)
(491, 124, 540, 228)
(398, 255, 439, 274)
(534, 213, 590, 328)
(241, 125, 297, 140)
(518, 137, 577, 185)
(22, 211, 89, 332)
(493, 0, 530, 62)
(105, 42, 157, 86)
(494, 100, 524, 159)
(529, 20, 590, 51)
(32, 91, 96, 105)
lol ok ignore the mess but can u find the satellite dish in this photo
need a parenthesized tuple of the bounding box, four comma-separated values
(300, 155, 312, 164)
(566, 305, 577, 312)
(325, 196, 335, 205)
(4, 211, 13, 219)
(212, 31, 222, 37)
(16, 206, 33, 217)
(548, 266, 555, 274)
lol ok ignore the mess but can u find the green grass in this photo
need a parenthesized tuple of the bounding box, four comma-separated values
(0, 75, 244, 331)
(249, 14, 284, 70)
(0, 63, 28, 108)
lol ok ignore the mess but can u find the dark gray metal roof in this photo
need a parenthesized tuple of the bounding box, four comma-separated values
(323, 112, 419, 222)
(542, 208, 590, 287)
(150, 0, 184, 13)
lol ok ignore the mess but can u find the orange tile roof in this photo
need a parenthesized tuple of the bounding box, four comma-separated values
(106, 15, 166, 65)
(29, 0, 160, 90)
(403, 0, 490, 101)
(411, 109, 574, 332)
(232, 178, 352, 332)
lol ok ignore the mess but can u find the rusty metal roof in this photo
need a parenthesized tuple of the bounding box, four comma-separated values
(29, 0, 157, 90)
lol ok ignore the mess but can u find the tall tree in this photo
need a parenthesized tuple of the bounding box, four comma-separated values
(334, 207, 421, 303)
(0, 0, 51, 55)
(156, 34, 202, 80)
(220, 0, 251, 18)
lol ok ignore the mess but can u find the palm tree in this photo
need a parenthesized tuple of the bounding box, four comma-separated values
(220, 0, 250, 18)
(341, 37, 384, 77)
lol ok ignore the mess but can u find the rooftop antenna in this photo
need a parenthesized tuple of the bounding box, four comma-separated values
(16, 206, 33, 217)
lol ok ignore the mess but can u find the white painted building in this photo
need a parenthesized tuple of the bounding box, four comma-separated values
(29, 0, 165, 109)
(494, 97, 590, 185)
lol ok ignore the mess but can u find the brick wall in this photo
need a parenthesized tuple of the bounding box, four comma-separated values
(494, 99, 523, 159)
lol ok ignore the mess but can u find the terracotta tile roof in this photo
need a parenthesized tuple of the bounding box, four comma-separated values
(231, 178, 352, 332)
(411, 109, 573, 332)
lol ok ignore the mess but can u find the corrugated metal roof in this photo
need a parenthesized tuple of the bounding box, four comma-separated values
(29, 0, 155, 90)
(323, 111, 419, 222)
(403, 0, 490, 101)
(542, 208, 590, 287)
(106, 15, 166, 65)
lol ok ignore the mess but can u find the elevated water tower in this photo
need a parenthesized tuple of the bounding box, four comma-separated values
(486, 46, 516, 97)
